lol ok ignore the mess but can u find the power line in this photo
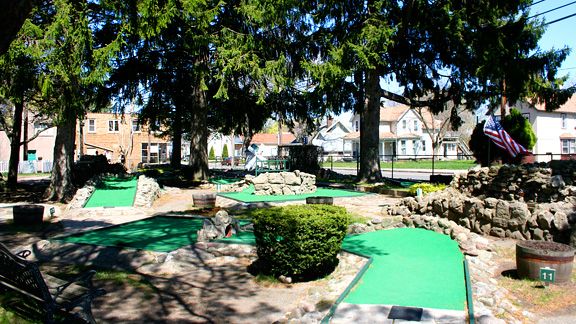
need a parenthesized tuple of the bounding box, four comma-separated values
(527, 0, 549, 8)
(528, 0, 576, 19)
(542, 11, 576, 25)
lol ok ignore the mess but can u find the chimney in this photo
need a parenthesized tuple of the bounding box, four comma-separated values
(327, 116, 334, 128)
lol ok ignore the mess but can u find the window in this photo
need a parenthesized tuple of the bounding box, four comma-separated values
(412, 140, 418, 154)
(561, 139, 576, 154)
(400, 140, 406, 155)
(34, 122, 50, 134)
(355, 120, 359, 132)
(132, 119, 140, 132)
(88, 119, 95, 132)
(108, 120, 119, 132)
(421, 140, 426, 152)
(413, 120, 418, 131)
(561, 113, 567, 128)
(402, 120, 407, 130)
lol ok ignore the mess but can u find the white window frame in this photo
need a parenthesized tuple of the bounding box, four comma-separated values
(413, 120, 418, 131)
(132, 119, 140, 132)
(108, 120, 119, 132)
(88, 119, 96, 132)
(400, 140, 406, 155)
(421, 140, 426, 153)
(561, 139, 576, 154)
(402, 120, 407, 130)
(561, 113, 567, 129)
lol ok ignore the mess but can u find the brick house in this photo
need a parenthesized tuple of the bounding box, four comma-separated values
(78, 113, 172, 170)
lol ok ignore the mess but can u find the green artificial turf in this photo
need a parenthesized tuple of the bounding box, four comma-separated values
(341, 228, 465, 310)
(57, 216, 204, 252)
(211, 178, 242, 185)
(56, 216, 256, 252)
(84, 176, 138, 208)
(217, 184, 366, 203)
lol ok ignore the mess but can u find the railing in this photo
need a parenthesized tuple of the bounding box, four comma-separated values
(0, 160, 53, 174)
(255, 158, 290, 175)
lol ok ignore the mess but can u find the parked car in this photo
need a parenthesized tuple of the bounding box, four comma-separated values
(221, 157, 240, 166)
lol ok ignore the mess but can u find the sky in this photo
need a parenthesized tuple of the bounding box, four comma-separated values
(531, 0, 576, 84)
(336, 1, 576, 125)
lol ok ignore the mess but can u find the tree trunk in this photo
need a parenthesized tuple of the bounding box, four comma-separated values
(45, 106, 76, 202)
(23, 105, 28, 161)
(170, 105, 182, 169)
(7, 100, 24, 189)
(357, 69, 382, 182)
(188, 83, 209, 180)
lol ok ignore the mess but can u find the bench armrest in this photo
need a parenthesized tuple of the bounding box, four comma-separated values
(53, 270, 98, 299)
(16, 249, 31, 258)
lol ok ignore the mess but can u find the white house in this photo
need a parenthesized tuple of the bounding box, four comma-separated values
(249, 132, 297, 157)
(310, 117, 352, 159)
(206, 133, 243, 159)
(345, 105, 462, 160)
(517, 95, 576, 162)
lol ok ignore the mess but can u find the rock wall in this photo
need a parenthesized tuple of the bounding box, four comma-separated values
(453, 163, 574, 202)
(388, 186, 576, 245)
(251, 171, 316, 195)
(133, 175, 161, 207)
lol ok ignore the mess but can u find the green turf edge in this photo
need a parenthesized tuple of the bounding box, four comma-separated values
(464, 258, 475, 324)
(321, 250, 374, 324)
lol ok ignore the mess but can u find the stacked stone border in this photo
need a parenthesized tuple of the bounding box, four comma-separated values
(67, 174, 161, 210)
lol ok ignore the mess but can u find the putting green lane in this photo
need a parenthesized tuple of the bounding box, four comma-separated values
(84, 176, 138, 208)
(217, 184, 366, 203)
(341, 228, 466, 310)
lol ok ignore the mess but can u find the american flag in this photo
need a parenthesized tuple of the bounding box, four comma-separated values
(483, 115, 528, 157)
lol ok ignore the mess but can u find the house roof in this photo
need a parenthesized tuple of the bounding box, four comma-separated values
(560, 133, 576, 139)
(380, 105, 441, 127)
(533, 95, 576, 113)
(344, 131, 420, 140)
(251, 133, 296, 145)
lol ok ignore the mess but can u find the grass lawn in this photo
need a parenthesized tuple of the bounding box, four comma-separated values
(321, 159, 476, 170)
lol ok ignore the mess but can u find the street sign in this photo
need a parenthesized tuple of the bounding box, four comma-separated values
(540, 267, 556, 283)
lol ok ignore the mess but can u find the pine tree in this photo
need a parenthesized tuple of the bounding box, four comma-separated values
(222, 144, 229, 159)
(208, 147, 215, 160)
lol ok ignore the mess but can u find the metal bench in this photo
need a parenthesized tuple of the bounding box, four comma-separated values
(0, 242, 106, 323)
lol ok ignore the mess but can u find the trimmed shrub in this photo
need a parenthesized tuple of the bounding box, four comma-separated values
(222, 144, 229, 158)
(209, 146, 215, 160)
(252, 205, 349, 281)
(408, 182, 446, 196)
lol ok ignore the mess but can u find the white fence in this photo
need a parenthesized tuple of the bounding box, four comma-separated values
(0, 160, 53, 174)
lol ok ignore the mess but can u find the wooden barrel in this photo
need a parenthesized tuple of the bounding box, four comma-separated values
(306, 196, 334, 205)
(193, 193, 216, 208)
(516, 240, 575, 283)
(13, 205, 45, 225)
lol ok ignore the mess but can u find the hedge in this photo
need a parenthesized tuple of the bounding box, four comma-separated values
(252, 205, 349, 281)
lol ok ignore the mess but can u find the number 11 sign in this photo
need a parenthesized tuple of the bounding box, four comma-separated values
(540, 267, 556, 285)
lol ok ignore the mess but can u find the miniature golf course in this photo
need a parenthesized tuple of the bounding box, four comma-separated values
(84, 176, 138, 208)
(57, 214, 465, 314)
(217, 184, 366, 203)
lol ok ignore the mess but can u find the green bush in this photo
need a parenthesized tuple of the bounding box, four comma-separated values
(408, 182, 446, 196)
(222, 144, 229, 158)
(252, 205, 349, 281)
(208, 147, 215, 160)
